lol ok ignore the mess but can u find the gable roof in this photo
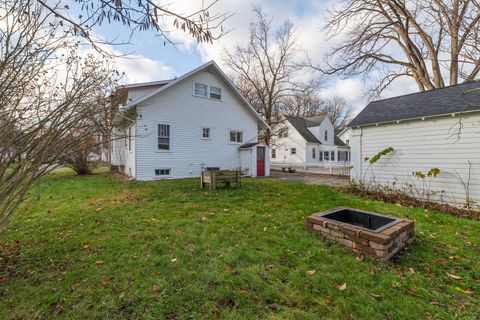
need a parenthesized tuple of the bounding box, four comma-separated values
(334, 130, 346, 146)
(124, 60, 270, 130)
(350, 82, 480, 127)
(285, 116, 321, 143)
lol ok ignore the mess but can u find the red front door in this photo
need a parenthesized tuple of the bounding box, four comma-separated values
(256, 147, 265, 177)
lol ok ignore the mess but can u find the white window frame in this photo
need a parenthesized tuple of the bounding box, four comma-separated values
(158, 124, 170, 150)
(324, 130, 328, 141)
(202, 127, 211, 139)
(229, 130, 243, 143)
(194, 83, 222, 100)
(324, 151, 330, 161)
(154, 168, 171, 176)
(194, 83, 208, 97)
(331, 151, 335, 161)
(312, 148, 316, 159)
(271, 149, 276, 159)
(290, 148, 296, 155)
(209, 86, 222, 100)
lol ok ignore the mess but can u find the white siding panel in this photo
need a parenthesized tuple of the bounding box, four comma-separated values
(134, 70, 260, 180)
(351, 113, 480, 207)
(270, 121, 307, 167)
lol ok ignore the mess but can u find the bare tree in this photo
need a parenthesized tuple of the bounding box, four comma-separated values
(318, 97, 354, 129)
(223, 7, 310, 144)
(312, 0, 480, 95)
(34, 0, 230, 49)
(279, 81, 323, 117)
(0, 1, 120, 228)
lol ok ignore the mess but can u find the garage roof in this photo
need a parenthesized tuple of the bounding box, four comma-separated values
(349, 82, 480, 127)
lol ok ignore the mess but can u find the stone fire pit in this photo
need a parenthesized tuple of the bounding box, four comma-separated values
(305, 208, 414, 260)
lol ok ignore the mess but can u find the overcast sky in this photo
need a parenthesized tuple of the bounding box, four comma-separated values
(88, 0, 420, 112)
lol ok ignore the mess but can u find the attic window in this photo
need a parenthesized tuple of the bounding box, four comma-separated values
(210, 86, 221, 100)
(194, 83, 207, 97)
(324, 130, 328, 141)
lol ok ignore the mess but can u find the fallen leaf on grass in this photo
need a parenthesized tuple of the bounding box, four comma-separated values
(95, 207, 103, 212)
(171, 258, 177, 262)
(237, 288, 248, 295)
(268, 302, 279, 311)
(429, 301, 439, 305)
(118, 291, 126, 299)
(369, 293, 382, 299)
(307, 270, 316, 276)
(455, 287, 473, 295)
(101, 279, 110, 286)
(152, 284, 161, 292)
(95, 260, 104, 265)
(82, 243, 90, 250)
(336, 283, 347, 291)
(447, 273, 462, 280)
(356, 255, 364, 261)
(408, 267, 415, 274)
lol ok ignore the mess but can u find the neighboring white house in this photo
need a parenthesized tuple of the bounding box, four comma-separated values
(349, 82, 480, 208)
(338, 127, 352, 146)
(111, 61, 270, 180)
(270, 115, 350, 170)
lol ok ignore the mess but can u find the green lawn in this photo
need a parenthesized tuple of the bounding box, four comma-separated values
(1, 171, 479, 319)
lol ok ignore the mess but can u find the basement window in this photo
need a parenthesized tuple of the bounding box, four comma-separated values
(155, 169, 171, 176)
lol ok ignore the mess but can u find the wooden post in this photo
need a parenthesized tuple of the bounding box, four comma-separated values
(200, 171, 204, 189)
(211, 171, 216, 191)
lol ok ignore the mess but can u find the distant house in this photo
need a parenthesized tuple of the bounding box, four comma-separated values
(270, 115, 350, 171)
(349, 82, 480, 207)
(337, 127, 352, 146)
(111, 61, 270, 180)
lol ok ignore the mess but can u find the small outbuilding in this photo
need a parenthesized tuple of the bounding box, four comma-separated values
(349, 82, 480, 208)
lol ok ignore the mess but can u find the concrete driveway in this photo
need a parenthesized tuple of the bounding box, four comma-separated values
(269, 170, 350, 187)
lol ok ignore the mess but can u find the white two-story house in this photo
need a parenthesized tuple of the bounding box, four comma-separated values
(270, 115, 350, 171)
(111, 61, 270, 180)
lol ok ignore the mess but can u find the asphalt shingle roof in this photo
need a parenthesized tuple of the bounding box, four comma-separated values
(285, 116, 321, 143)
(349, 82, 480, 127)
(285, 116, 346, 146)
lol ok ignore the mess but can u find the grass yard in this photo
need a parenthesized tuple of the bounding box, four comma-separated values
(1, 170, 479, 319)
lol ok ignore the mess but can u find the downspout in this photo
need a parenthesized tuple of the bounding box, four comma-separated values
(359, 127, 363, 181)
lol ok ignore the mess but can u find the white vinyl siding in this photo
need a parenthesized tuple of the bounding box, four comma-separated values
(134, 70, 260, 179)
(350, 113, 480, 207)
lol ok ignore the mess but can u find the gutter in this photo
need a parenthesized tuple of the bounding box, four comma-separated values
(352, 109, 480, 128)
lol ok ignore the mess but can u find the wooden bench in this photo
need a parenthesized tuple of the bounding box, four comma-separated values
(201, 170, 241, 191)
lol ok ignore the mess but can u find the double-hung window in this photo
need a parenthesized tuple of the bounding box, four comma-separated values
(312, 148, 316, 159)
(324, 130, 328, 141)
(271, 149, 276, 159)
(194, 83, 208, 97)
(194, 83, 222, 100)
(202, 127, 211, 139)
(229, 130, 243, 143)
(158, 124, 170, 150)
(324, 151, 330, 161)
(209, 86, 221, 100)
(331, 151, 335, 161)
(291, 148, 296, 155)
